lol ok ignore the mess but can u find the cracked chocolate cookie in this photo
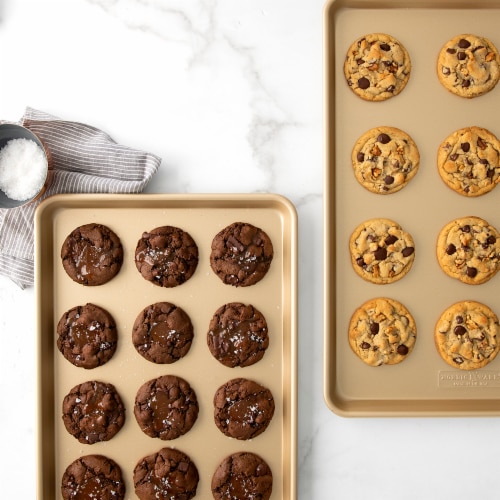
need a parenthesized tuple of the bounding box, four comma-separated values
(352, 126, 420, 194)
(437, 126, 500, 196)
(210, 222, 274, 287)
(207, 302, 269, 368)
(436, 216, 500, 284)
(61, 223, 123, 286)
(211, 452, 273, 500)
(134, 375, 198, 440)
(437, 34, 500, 98)
(349, 218, 415, 284)
(135, 225, 198, 287)
(62, 380, 125, 444)
(344, 32, 411, 101)
(348, 297, 417, 367)
(213, 378, 275, 440)
(435, 300, 500, 370)
(132, 302, 193, 364)
(57, 303, 117, 369)
(61, 454, 125, 500)
(134, 447, 199, 500)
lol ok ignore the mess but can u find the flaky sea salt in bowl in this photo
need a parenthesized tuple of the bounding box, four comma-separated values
(0, 123, 52, 209)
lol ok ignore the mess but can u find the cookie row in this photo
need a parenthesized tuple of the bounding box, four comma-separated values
(61, 221, 274, 288)
(61, 449, 272, 500)
(344, 32, 500, 101)
(350, 216, 500, 285)
(62, 376, 274, 445)
(352, 125, 500, 196)
(349, 297, 500, 370)
(57, 301, 269, 370)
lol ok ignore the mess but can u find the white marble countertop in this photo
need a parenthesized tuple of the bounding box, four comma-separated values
(2, 1, 500, 499)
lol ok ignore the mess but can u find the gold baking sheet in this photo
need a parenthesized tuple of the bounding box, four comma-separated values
(35, 193, 297, 499)
(323, 0, 500, 416)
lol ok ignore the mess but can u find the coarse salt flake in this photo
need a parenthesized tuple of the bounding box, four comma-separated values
(0, 138, 47, 201)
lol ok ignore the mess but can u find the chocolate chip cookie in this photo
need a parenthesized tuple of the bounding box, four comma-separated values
(134, 375, 198, 440)
(61, 454, 125, 500)
(211, 452, 273, 500)
(352, 126, 420, 194)
(135, 226, 199, 287)
(437, 34, 500, 98)
(57, 303, 118, 369)
(210, 222, 274, 287)
(349, 218, 415, 284)
(437, 126, 500, 196)
(436, 216, 500, 284)
(435, 300, 500, 370)
(62, 380, 126, 444)
(348, 297, 417, 367)
(134, 447, 199, 500)
(61, 223, 123, 286)
(207, 302, 269, 368)
(213, 378, 275, 440)
(132, 302, 194, 364)
(344, 33, 411, 101)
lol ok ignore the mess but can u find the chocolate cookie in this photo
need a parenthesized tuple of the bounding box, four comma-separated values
(349, 218, 415, 284)
(57, 303, 117, 369)
(210, 222, 274, 287)
(207, 302, 269, 368)
(134, 375, 198, 440)
(437, 34, 500, 98)
(61, 454, 125, 500)
(437, 126, 500, 196)
(135, 226, 198, 287)
(435, 300, 500, 370)
(213, 378, 275, 440)
(436, 216, 500, 284)
(348, 297, 417, 367)
(134, 447, 199, 500)
(344, 33, 411, 101)
(351, 126, 420, 194)
(211, 452, 273, 500)
(62, 380, 125, 444)
(61, 223, 123, 286)
(132, 302, 194, 364)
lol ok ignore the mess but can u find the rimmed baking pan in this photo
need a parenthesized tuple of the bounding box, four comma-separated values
(324, 0, 500, 416)
(35, 193, 297, 498)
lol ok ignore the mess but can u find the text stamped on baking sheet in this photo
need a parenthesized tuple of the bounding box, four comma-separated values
(439, 371, 500, 388)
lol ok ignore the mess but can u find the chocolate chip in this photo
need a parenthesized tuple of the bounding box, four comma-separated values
(450, 153, 458, 161)
(477, 137, 487, 150)
(446, 243, 456, 255)
(454, 325, 467, 336)
(358, 77, 370, 89)
(356, 257, 365, 267)
(456, 315, 464, 324)
(457, 51, 467, 61)
(378, 133, 391, 144)
(385, 235, 398, 246)
(487, 235, 496, 245)
(466, 266, 478, 278)
(397, 344, 409, 355)
(387, 85, 396, 93)
(461, 142, 470, 152)
(370, 322, 379, 335)
(384, 175, 394, 185)
(380, 43, 391, 51)
(446, 48, 457, 54)
(373, 246, 387, 261)
(361, 342, 371, 350)
(458, 38, 471, 49)
(402, 247, 414, 257)
(462, 79, 471, 88)
(357, 152, 365, 162)
(462, 225, 471, 233)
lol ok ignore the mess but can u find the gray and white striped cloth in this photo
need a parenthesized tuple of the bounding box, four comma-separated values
(0, 107, 162, 288)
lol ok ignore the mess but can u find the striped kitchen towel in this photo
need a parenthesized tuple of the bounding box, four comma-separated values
(0, 107, 162, 288)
